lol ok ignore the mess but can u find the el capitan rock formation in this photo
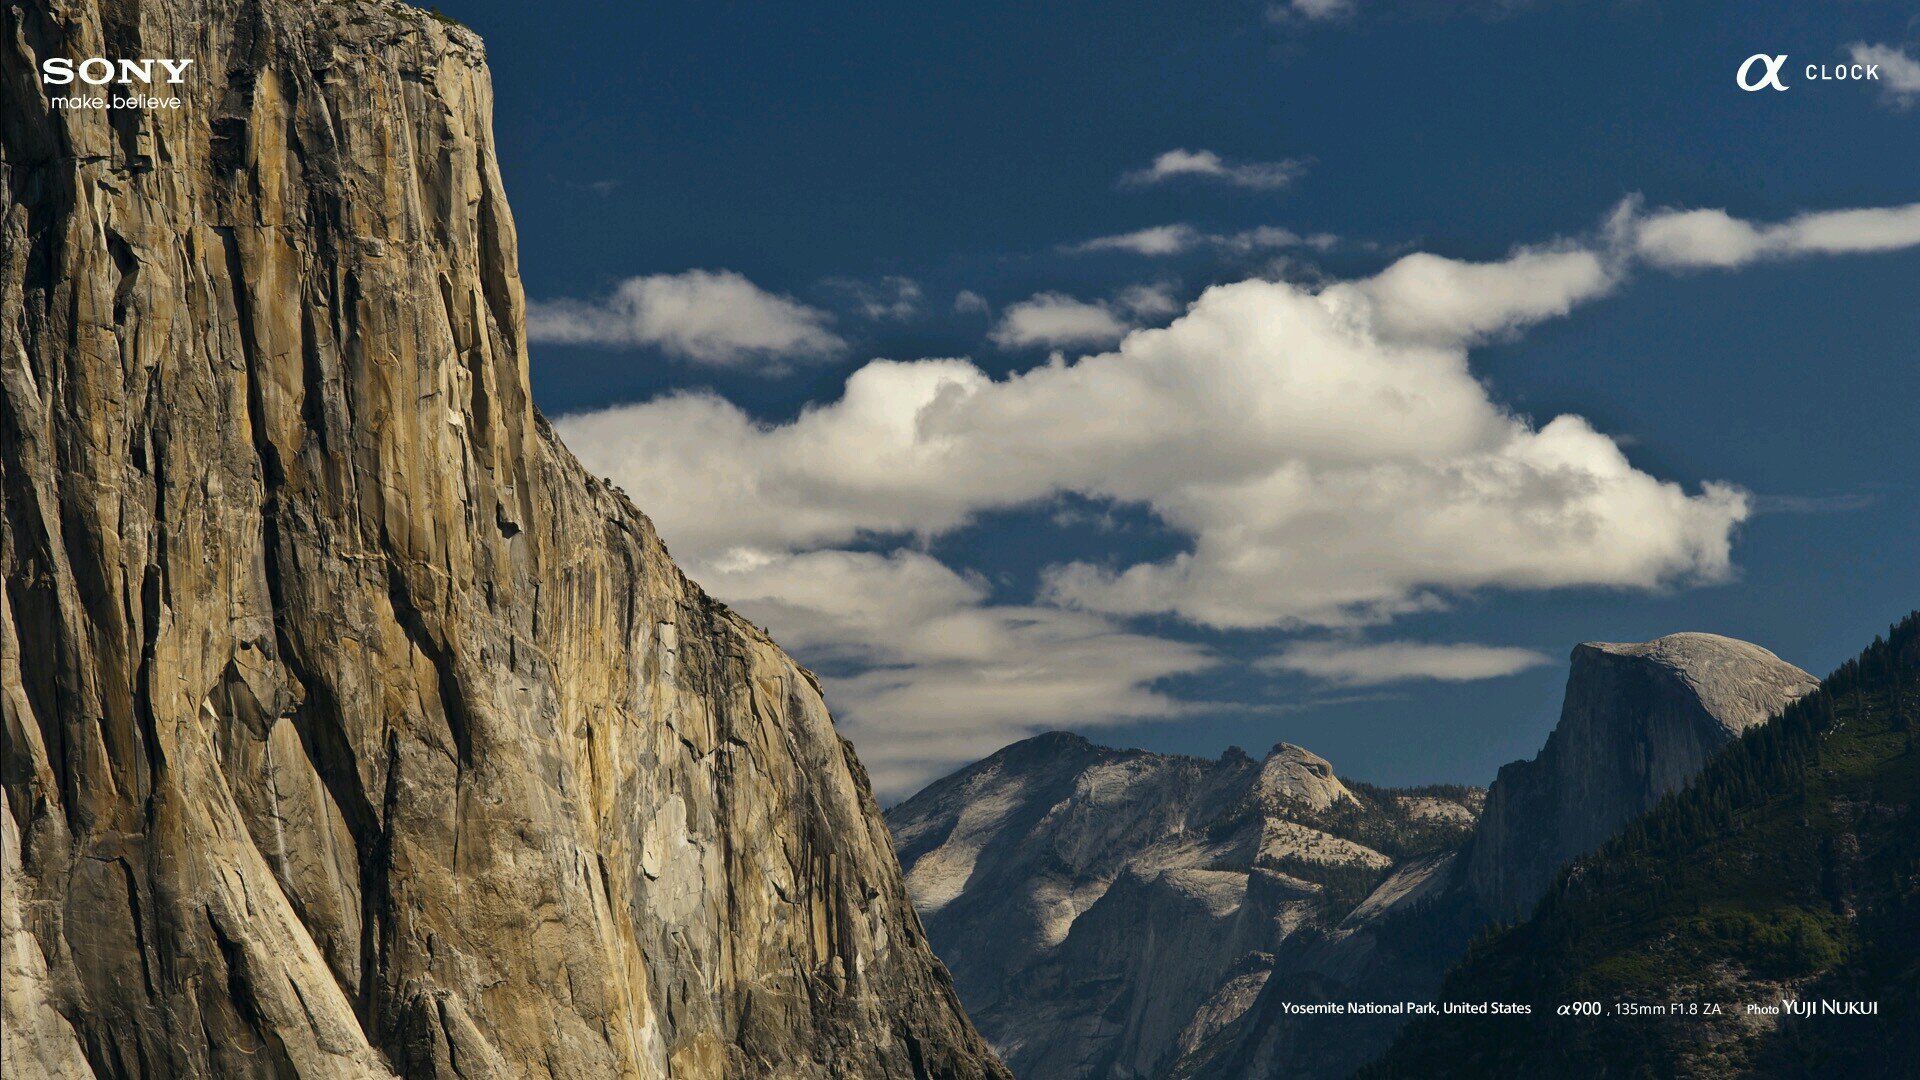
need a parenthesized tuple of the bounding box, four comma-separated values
(0, 1, 1006, 1077)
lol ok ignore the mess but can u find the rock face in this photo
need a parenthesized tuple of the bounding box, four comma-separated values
(0, 2, 1006, 1078)
(885, 735, 1480, 1080)
(1360, 617, 1920, 1080)
(1186, 851, 1478, 1080)
(1463, 633, 1818, 918)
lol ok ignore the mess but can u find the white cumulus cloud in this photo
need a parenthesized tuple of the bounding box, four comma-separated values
(526, 269, 843, 367)
(989, 291, 1139, 349)
(557, 196, 1920, 791)
(562, 247, 1749, 631)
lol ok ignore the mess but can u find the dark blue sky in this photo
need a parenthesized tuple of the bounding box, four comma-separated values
(439, 0, 1920, 796)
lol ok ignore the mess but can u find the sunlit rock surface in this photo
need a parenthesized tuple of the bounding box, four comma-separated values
(0, 2, 1007, 1076)
(887, 735, 1476, 1079)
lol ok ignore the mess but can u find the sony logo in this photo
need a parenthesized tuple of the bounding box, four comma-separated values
(40, 57, 195, 86)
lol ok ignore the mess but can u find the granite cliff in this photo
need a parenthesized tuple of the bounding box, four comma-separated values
(1463, 633, 1819, 918)
(1364, 616, 1920, 1078)
(0, 2, 1006, 1077)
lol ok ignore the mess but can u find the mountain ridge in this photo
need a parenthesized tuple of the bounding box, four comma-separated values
(886, 734, 1481, 1079)
(890, 630, 1817, 1079)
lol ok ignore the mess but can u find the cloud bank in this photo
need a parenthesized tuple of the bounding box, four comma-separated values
(698, 549, 1214, 789)
(556, 196, 1920, 793)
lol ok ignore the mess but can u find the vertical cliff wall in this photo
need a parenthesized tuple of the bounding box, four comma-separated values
(1185, 635, 1815, 1080)
(0, 2, 1006, 1077)
(1463, 633, 1818, 918)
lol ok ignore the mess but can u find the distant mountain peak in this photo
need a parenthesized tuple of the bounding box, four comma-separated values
(1257, 742, 1358, 811)
(1576, 632, 1818, 737)
(886, 730, 1479, 1079)
(891, 629, 1826, 1080)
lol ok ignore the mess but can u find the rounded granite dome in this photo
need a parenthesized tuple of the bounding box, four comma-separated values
(1578, 632, 1819, 735)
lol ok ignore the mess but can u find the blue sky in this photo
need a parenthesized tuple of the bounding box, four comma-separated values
(438, 0, 1920, 797)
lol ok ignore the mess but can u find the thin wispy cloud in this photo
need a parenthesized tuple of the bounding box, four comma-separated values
(1750, 490, 1884, 516)
(1065, 223, 1338, 257)
(1068, 224, 1204, 256)
(527, 269, 843, 368)
(1121, 148, 1308, 191)
(1617, 196, 1920, 269)
(558, 176, 622, 196)
(1262, 641, 1552, 686)
(1115, 283, 1180, 318)
(828, 275, 924, 320)
(1275, 0, 1356, 22)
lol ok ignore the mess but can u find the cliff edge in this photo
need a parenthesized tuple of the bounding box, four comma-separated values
(1464, 633, 1817, 918)
(0, 2, 1006, 1077)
